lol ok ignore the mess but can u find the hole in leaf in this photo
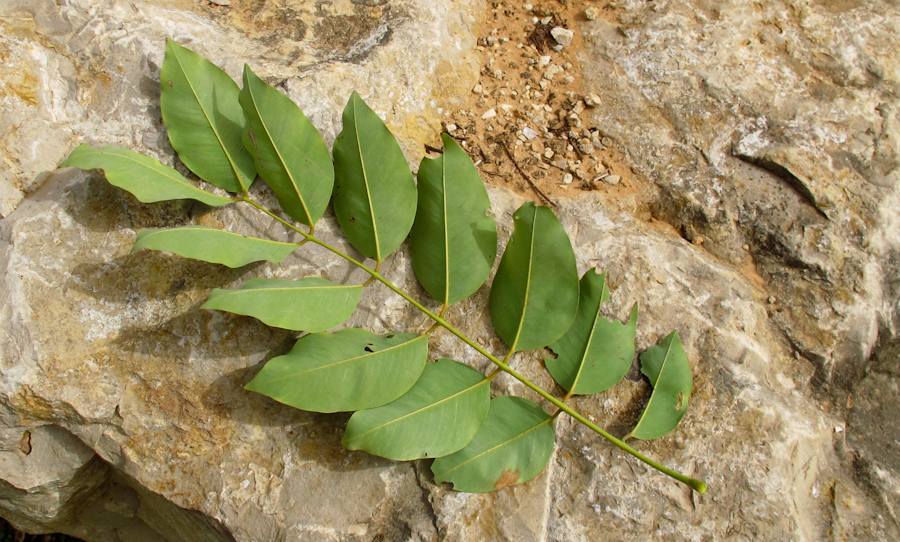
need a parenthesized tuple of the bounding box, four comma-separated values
(364, 346, 374, 352)
(385, 334, 395, 339)
(676, 391, 684, 411)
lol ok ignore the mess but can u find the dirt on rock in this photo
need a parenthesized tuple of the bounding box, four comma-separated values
(438, 1, 658, 220)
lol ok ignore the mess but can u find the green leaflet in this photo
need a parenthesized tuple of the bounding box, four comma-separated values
(332, 92, 417, 261)
(410, 133, 498, 305)
(201, 277, 362, 331)
(626, 331, 693, 440)
(133, 227, 297, 268)
(488, 202, 579, 352)
(61, 145, 235, 207)
(342, 359, 490, 460)
(546, 269, 638, 395)
(431, 396, 555, 493)
(160, 39, 256, 192)
(246, 329, 427, 413)
(240, 66, 334, 226)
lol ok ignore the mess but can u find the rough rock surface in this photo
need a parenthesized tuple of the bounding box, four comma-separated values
(1, 0, 900, 541)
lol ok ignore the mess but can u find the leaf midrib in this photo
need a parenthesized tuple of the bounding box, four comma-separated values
(212, 285, 360, 296)
(80, 148, 219, 195)
(568, 285, 606, 395)
(246, 76, 313, 225)
(345, 378, 489, 443)
(170, 45, 246, 192)
(256, 335, 425, 385)
(509, 209, 538, 352)
(630, 334, 677, 436)
(442, 150, 450, 305)
(138, 227, 296, 247)
(352, 96, 382, 261)
(435, 416, 553, 478)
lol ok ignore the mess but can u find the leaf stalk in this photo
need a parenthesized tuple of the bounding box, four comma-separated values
(240, 196, 707, 494)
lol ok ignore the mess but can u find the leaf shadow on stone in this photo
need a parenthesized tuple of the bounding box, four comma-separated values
(68, 251, 258, 306)
(206, 361, 394, 473)
(55, 167, 212, 233)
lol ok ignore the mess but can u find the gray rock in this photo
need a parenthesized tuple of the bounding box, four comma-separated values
(2, 0, 900, 541)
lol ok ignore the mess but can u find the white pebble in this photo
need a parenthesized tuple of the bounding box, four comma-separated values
(551, 27, 574, 47)
(584, 93, 602, 107)
(563, 173, 574, 184)
(481, 108, 497, 120)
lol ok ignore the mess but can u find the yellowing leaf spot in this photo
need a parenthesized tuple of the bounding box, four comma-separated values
(494, 469, 521, 490)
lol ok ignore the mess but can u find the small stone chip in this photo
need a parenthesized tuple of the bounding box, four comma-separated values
(585, 7, 599, 20)
(551, 27, 574, 47)
(563, 172, 574, 184)
(603, 174, 621, 185)
(481, 108, 497, 120)
(584, 93, 603, 107)
(523, 126, 539, 139)
(472, 83, 483, 94)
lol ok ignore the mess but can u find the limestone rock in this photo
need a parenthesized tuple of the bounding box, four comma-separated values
(2, 0, 900, 541)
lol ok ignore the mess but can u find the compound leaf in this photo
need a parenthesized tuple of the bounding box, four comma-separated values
(160, 39, 255, 192)
(133, 226, 296, 268)
(626, 331, 692, 440)
(488, 202, 579, 352)
(332, 92, 417, 261)
(202, 277, 362, 331)
(246, 329, 427, 413)
(240, 65, 334, 226)
(546, 269, 638, 395)
(410, 133, 498, 305)
(343, 358, 490, 460)
(61, 145, 235, 207)
(431, 396, 555, 493)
